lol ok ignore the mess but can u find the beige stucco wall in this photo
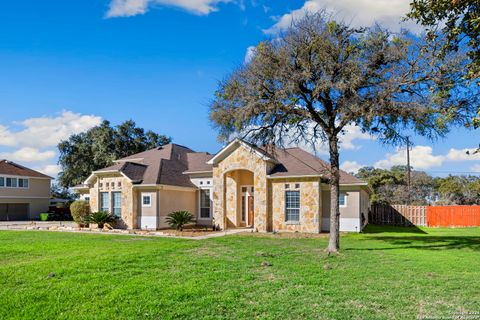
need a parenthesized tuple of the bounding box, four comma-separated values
(88, 174, 136, 229)
(0, 178, 50, 198)
(269, 178, 322, 233)
(159, 189, 197, 229)
(322, 187, 361, 219)
(212, 144, 274, 231)
(359, 189, 370, 224)
(0, 198, 50, 219)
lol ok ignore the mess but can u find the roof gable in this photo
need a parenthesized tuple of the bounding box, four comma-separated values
(207, 138, 278, 165)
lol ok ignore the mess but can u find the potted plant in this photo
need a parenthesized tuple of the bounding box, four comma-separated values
(70, 200, 91, 228)
(165, 211, 195, 231)
(85, 211, 116, 229)
(39, 213, 49, 221)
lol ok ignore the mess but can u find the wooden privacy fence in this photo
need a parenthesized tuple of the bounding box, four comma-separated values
(427, 206, 480, 227)
(369, 205, 427, 227)
(370, 204, 480, 227)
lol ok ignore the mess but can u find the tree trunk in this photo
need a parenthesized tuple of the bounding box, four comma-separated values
(327, 134, 341, 253)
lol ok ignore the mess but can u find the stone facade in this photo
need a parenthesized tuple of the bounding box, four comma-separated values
(88, 173, 136, 229)
(269, 178, 322, 233)
(212, 144, 275, 232)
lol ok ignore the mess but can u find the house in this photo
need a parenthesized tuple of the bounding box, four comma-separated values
(0, 160, 52, 221)
(73, 139, 370, 232)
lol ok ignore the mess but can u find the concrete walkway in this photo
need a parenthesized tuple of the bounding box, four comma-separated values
(0, 221, 252, 240)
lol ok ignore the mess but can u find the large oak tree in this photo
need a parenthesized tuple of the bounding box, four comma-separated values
(209, 13, 477, 252)
(58, 120, 170, 188)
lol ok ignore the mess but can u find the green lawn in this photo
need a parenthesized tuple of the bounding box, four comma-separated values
(1, 226, 479, 319)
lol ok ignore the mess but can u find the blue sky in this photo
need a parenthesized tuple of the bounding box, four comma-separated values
(0, 0, 478, 177)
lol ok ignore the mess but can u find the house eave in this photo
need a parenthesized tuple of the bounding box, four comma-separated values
(182, 170, 213, 175)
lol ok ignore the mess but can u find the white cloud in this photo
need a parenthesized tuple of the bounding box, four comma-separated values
(375, 146, 443, 170)
(374, 146, 480, 170)
(445, 148, 480, 162)
(286, 124, 375, 156)
(264, 0, 422, 35)
(35, 164, 62, 177)
(244, 46, 256, 64)
(339, 125, 374, 150)
(106, 0, 232, 17)
(0, 148, 55, 163)
(0, 110, 102, 148)
(341, 160, 364, 174)
(0, 110, 102, 179)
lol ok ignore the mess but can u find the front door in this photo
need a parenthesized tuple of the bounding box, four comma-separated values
(241, 185, 254, 227)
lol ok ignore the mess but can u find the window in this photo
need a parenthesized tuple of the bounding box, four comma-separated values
(6, 177, 17, 188)
(18, 178, 29, 188)
(100, 192, 109, 212)
(118, 182, 122, 188)
(112, 192, 122, 217)
(339, 192, 347, 207)
(295, 183, 300, 189)
(241, 195, 246, 222)
(0, 177, 4, 187)
(142, 194, 152, 207)
(200, 189, 211, 218)
(85, 197, 90, 201)
(285, 190, 300, 222)
(285, 184, 290, 189)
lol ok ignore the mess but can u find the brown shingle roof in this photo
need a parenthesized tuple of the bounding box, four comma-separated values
(185, 152, 214, 173)
(265, 147, 365, 184)
(94, 144, 200, 188)
(0, 160, 52, 179)
(91, 140, 365, 187)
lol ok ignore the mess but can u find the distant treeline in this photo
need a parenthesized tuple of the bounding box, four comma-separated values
(356, 166, 480, 205)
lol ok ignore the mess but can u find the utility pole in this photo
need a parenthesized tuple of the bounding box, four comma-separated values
(406, 137, 411, 205)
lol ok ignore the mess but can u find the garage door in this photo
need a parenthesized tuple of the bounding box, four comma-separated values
(0, 204, 29, 221)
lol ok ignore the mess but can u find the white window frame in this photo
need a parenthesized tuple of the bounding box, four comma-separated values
(111, 191, 122, 218)
(142, 193, 152, 208)
(18, 178, 29, 189)
(100, 192, 110, 212)
(198, 188, 212, 219)
(6, 177, 17, 188)
(285, 190, 300, 223)
(339, 192, 348, 207)
(0, 175, 32, 189)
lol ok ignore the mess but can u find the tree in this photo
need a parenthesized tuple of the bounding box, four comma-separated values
(408, 0, 480, 153)
(51, 183, 77, 201)
(407, 0, 479, 79)
(435, 175, 480, 204)
(209, 13, 477, 252)
(357, 166, 434, 205)
(58, 120, 171, 188)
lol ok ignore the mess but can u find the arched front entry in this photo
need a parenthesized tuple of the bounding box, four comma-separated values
(224, 169, 254, 228)
(210, 140, 274, 232)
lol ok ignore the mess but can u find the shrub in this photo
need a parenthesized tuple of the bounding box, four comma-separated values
(70, 201, 91, 225)
(165, 211, 195, 231)
(85, 211, 116, 228)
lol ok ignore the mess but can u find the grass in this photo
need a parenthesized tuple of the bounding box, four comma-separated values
(0, 226, 479, 319)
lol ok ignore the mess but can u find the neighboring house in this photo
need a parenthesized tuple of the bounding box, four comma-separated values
(0, 160, 52, 221)
(73, 139, 370, 232)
